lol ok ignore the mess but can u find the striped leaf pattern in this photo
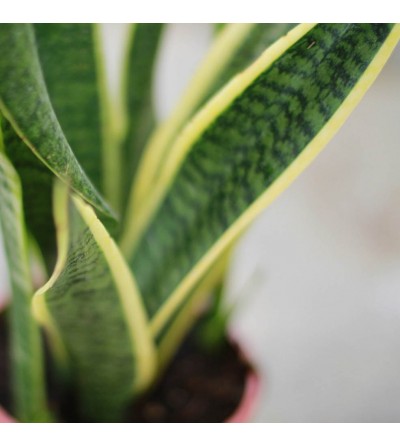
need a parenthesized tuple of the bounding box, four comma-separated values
(34, 24, 106, 194)
(33, 182, 156, 422)
(127, 24, 400, 337)
(0, 24, 113, 218)
(125, 23, 296, 229)
(0, 23, 399, 422)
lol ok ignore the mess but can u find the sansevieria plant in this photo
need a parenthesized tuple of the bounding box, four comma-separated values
(0, 23, 399, 422)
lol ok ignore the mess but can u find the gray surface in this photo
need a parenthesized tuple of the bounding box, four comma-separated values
(1, 24, 399, 422)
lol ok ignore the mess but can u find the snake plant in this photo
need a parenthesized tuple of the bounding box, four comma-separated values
(0, 23, 398, 422)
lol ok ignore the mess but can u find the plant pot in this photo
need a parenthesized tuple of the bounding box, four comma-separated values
(125, 333, 261, 423)
(224, 352, 260, 423)
(0, 364, 259, 424)
(0, 295, 14, 423)
(0, 406, 15, 423)
(0, 298, 260, 423)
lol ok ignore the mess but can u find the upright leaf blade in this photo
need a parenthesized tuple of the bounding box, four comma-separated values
(34, 24, 106, 195)
(126, 24, 400, 338)
(119, 24, 164, 217)
(124, 23, 296, 231)
(0, 149, 50, 422)
(0, 24, 114, 218)
(33, 182, 156, 422)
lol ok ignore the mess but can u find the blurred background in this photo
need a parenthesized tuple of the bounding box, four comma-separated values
(1, 24, 400, 422)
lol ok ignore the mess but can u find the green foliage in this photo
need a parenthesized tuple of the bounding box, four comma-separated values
(2, 122, 56, 272)
(120, 24, 164, 216)
(0, 23, 398, 422)
(34, 24, 106, 194)
(127, 24, 398, 336)
(0, 24, 113, 218)
(32, 182, 155, 422)
(0, 149, 50, 422)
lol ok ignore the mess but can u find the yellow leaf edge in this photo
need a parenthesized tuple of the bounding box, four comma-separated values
(32, 181, 158, 393)
(150, 24, 400, 337)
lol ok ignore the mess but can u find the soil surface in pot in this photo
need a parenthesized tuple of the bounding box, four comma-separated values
(0, 313, 251, 422)
(127, 333, 251, 422)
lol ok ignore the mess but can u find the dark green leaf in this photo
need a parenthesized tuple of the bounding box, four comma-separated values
(0, 24, 114, 218)
(34, 24, 106, 194)
(125, 24, 296, 225)
(127, 24, 399, 338)
(119, 23, 164, 217)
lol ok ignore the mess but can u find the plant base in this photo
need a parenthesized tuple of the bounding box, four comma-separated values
(0, 308, 259, 423)
(128, 334, 256, 422)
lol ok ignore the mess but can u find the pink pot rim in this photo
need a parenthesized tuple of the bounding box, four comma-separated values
(225, 333, 260, 423)
(225, 367, 260, 423)
(0, 407, 15, 423)
(0, 298, 14, 422)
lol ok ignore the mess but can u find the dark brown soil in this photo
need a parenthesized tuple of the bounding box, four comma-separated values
(128, 335, 251, 423)
(0, 313, 251, 423)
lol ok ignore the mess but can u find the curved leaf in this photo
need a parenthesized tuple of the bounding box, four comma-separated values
(1, 23, 109, 268)
(2, 120, 56, 271)
(34, 24, 106, 195)
(124, 23, 296, 230)
(0, 148, 50, 422)
(32, 182, 156, 422)
(0, 24, 114, 218)
(126, 24, 400, 338)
